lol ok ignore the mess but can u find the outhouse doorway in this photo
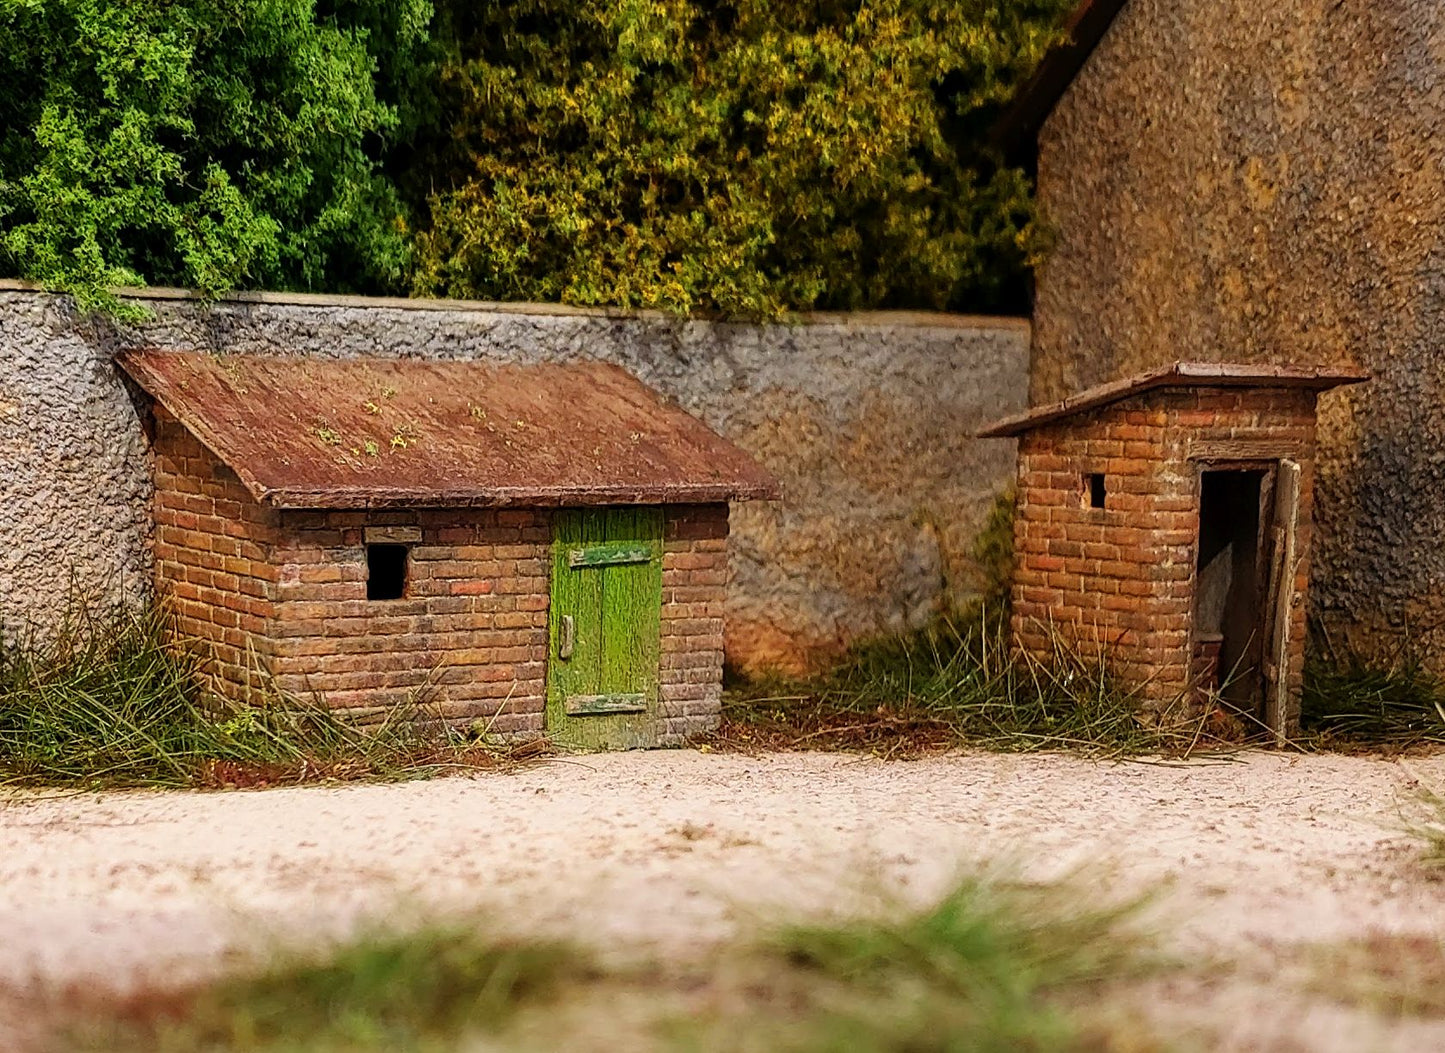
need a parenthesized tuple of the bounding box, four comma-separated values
(546, 507, 665, 750)
(1191, 459, 1301, 735)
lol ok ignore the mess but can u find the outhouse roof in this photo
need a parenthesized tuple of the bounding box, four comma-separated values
(977, 361, 1369, 438)
(118, 351, 780, 509)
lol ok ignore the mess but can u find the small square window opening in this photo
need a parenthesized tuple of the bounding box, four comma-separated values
(366, 543, 408, 600)
(1085, 473, 1107, 510)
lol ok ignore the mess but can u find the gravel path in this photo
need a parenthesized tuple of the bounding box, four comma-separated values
(3, 749, 1445, 1049)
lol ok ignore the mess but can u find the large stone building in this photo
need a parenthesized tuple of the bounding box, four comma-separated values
(996, 0, 1445, 664)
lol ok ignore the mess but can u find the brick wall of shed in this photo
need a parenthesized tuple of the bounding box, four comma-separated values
(1009, 387, 1317, 725)
(659, 505, 729, 743)
(152, 408, 278, 700)
(266, 503, 729, 742)
(267, 509, 552, 732)
(151, 418, 728, 741)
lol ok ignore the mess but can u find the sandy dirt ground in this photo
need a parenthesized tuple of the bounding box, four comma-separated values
(3, 748, 1445, 1050)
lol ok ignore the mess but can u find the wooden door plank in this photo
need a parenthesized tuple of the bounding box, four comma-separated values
(630, 508, 663, 705)
(1265, 460, 1301, 741)
(600, 507, 662, 703)
(600, 507, 635, 698)
(577, 508, 606, 694)
(568, 542, 653, 567)
(546, 509, 604, 748)
(546, 506, 663, 751)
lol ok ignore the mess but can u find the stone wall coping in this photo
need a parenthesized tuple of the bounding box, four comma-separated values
(0, 278, 1030, 333)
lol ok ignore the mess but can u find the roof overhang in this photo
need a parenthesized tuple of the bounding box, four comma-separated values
(989, 0, 1133, 166)
(977, 362, 1370, 438)
(119, 351, 780, 509)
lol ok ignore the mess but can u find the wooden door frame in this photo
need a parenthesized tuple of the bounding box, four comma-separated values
(1263, 459, 1302, 742)
(1188, 456, 1296, 737)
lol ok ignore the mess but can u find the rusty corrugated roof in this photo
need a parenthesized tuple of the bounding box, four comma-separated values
(977, 361, 1370, 438)
(119, 351, 780, 508)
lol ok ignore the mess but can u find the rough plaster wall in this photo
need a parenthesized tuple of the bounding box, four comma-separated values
(0, 293, 153, 637)
(1033, 0, 1445, 658)
(0, 287, 1026, 671)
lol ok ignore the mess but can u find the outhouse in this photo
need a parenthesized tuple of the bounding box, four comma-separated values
(118, 351, 778, 750)
(979, 363, 1367, 738)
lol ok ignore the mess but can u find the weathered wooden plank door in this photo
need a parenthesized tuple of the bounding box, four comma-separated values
(546, 507, 663, 750)
(1262, 459, 1301, 741)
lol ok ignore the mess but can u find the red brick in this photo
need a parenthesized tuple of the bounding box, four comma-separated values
(450, 579, 494, 596)
(1010, 386, 1318, 716)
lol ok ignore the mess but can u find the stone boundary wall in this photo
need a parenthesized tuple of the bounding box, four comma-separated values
(0, 283, 1027, 672)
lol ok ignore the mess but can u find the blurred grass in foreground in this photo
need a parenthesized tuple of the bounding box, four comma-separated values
(60, 874, 1165, 1053)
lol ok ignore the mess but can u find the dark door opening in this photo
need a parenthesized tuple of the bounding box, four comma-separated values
(1193, 469, 1273, 718)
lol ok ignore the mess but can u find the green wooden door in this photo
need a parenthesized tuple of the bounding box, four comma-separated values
(546, 507, 663, 750)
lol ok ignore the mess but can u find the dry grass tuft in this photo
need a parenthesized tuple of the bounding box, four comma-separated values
(1301, 627, 1445, 750)
(720, 608, 1445, 760)
(713, 608, 1210, 760)
(0, 599, 546, 790)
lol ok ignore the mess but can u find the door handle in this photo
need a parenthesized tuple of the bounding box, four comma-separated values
(559, 615, 575, 660)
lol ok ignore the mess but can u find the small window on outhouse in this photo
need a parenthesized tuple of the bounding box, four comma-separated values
(1084, 473, 1106, 510)
(366, 544, 409, 600)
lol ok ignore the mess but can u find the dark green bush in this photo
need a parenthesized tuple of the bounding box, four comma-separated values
(0, 0, 430, 311)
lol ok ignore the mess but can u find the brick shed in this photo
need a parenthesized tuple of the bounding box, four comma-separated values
(117, 351, 778, 750)
(979, 363, 1367, 738)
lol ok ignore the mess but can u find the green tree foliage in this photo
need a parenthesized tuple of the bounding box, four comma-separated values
(414, 0, 1072, 316)
(0, 0, 430, 311)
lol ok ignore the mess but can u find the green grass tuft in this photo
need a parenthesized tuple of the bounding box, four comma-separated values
(0, 601, 212, 784)
(0, 600, 522, 789)
(1403, 784, 1445, 869)
(1301, 631, 1445, 748)
(685, 874, 1163, 1052)
(59, 876, 1163, 1053)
